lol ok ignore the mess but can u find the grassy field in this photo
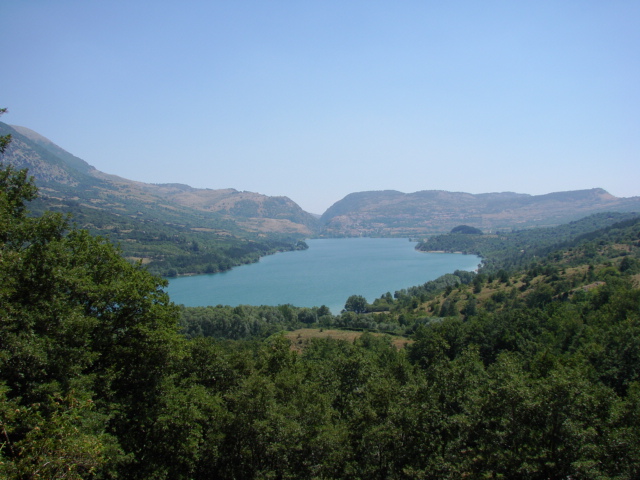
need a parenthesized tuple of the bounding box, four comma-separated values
(284, 328, 413, 351)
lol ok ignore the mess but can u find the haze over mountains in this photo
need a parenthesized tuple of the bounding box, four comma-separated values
(2, 121, 639, 239)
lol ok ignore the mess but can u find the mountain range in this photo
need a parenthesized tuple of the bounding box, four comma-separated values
(2, 121, 639, 242)
(319, 188, 640, 236)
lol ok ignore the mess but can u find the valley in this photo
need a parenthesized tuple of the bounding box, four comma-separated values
(2, 116, 640, 478)
(2, 121, 639, 277)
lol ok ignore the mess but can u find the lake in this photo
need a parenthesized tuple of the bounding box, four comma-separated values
(166, 238, 480, 313)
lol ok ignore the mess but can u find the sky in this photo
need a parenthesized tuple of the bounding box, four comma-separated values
(2, 1, 639, 214)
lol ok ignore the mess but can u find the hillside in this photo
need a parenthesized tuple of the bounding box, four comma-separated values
(3, 123, 319, 236)
(320, 189, 640, 236)
(0, 122, 317, 275)
(416, 212, 640, 272)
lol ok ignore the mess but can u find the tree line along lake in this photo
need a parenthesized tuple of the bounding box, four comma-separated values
(166, 237, 481, 313)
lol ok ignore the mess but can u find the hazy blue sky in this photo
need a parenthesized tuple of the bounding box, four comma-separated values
(2, 1, 638, 213)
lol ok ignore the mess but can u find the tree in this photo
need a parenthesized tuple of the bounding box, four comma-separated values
(344, 294, 368, 313)
(451, 224, 483, 235)
(462, 296, 477, 317)
(298, 307, 317, 324)
(0, 117, 187, 477)
(0, 108, 11, 154)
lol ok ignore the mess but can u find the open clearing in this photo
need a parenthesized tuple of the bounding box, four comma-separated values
(285, 328, 413, 351)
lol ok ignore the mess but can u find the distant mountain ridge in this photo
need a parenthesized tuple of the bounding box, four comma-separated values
(3, 122, 638, 240)
(319, 188, 640, 237)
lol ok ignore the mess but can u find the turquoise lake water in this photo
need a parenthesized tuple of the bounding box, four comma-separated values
(165, 238, 480, 313)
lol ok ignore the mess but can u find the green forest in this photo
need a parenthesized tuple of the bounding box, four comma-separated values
(2, 126, 640, 478)
(27, 194, 308, 279)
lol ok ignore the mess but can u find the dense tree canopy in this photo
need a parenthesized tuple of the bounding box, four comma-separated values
(0, 127, 184, 477)
(450, 224, 483, 234)
(344, 294, 369, 313)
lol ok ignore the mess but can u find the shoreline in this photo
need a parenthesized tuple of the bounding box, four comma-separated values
(421, 250, 467, 254)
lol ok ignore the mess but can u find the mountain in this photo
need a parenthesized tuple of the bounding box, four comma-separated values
(1, 123, 319, 236)
(4, 121, 639, 243)
(0, 122, 320, 276)
(319, 189, 640, 237)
